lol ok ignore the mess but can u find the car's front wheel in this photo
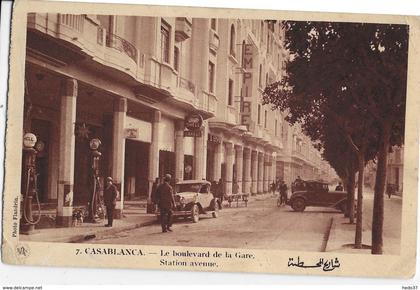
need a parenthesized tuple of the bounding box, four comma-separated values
(191, 204, 200, 223)
(291, 198, 306, 212)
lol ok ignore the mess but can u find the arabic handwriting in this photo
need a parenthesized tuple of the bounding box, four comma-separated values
(288, 256, 341, 271)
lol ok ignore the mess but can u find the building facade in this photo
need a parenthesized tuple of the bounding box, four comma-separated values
(23, 14, 333, 227)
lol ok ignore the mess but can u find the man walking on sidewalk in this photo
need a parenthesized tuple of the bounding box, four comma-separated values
(155, 174, 176, 233)
(104, 177, 119, 227)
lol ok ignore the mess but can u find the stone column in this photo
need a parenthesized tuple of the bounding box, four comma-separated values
(243, 148, 251, 195)
(111, 97, 127, 219)
(56, 78, 77, 227)
(174, 120, 184, 182)
(251, 150, 258, 195)
(148, 110, 161, 199)
(258, 152, 264, 194)
(271, 155, 277, 185)
(213, 139, 223, 182)
(234, 145, 243, 193)
(194, 125, 208, 180)
(263, 153, 270, 193)
(224, 142, 234, 195)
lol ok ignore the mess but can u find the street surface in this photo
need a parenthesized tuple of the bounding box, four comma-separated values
(90, 195, 340, 251)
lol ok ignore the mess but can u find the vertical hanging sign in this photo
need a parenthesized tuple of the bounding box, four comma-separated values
(240, 43, 253, 129)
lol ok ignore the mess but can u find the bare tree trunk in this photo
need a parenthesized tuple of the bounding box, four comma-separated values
(371, 123, 391, 255)
(347, 170, 356, 224)
(355, 151, 365, 248)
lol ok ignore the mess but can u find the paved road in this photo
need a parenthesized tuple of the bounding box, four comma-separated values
(90, 195, 341, 251)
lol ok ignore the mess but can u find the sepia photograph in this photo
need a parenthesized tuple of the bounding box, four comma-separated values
(1, 0, 419, 279)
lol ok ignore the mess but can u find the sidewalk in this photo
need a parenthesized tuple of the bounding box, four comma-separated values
(325, 194, 402, 254)
(19, 193, 274, 244)
(20, 199, 157, 243)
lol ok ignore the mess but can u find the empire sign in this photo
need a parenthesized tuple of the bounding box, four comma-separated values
(238, 43, 253, 129)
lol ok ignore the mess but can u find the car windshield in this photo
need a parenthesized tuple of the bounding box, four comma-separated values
(176, 183, 203, 193)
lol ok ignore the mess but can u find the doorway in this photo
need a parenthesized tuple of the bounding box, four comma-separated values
(124, 139, 150, 199)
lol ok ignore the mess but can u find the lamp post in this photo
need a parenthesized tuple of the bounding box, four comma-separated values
(21, 133, 42, 234)
(87, 138, 102, 223)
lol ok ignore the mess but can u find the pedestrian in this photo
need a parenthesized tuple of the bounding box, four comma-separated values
(280, 180, 288, 205)
(217, 178, 225, 204)
(103, 177, 119, 227)
(149, 177, 160, 213)
(335, 182, 344, 191)
(232, 181, 240, 195)
(155, 173, 176, 233)
(270, 181, 276, 195)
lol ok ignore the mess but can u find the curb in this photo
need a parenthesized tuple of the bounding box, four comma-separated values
(51, 218, 157, 244)
(321, 217, 335, 252)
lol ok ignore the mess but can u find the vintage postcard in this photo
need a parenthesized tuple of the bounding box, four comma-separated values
(1, 0, 419, 278)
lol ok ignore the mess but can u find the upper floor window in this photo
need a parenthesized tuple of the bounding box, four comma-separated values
(174, 46, 180, 71)
(228, 79, 233, 106)
(211, 18, 217, 30)
(208, 61, 215, 93)
(230, 24, 236, 57)
(257, 104, 261, 125)
(260, 21, 264, 43)
(241, 40, 246, 67)
(161, 20, 171, 63)
(258, 64, 263, 88)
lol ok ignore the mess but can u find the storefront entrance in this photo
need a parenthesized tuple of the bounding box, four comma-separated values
(124, 139, 150, 199)
(159, 150, 175, 185)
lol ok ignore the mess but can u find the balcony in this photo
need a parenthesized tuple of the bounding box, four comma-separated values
(175, 17, 192, 42)
(105, 33, 138, 64)
(174, 76, 196, 104)
(27, 13, 144, 81)
(199, 92, 217, 115)
(209, 29, 220, 53)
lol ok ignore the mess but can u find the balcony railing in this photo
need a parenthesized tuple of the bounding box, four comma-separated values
(177, 77, 196, 94)
(106, 33, 138, 64)
(59, 14, 84, 32)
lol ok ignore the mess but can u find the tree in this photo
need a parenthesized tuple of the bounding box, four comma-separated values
(263, 21, 408, 254)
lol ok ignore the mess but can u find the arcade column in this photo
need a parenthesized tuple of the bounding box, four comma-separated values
(111, 97, 127, 219)
(243, 148, 251, 195)
(224, 142, 234, 195)
(174, 120, 184, 182)
(148, 110, 161, 198)
(251, 150, 258, 195)
(56, 78, 77, 227)
(258, 152, 264, 194)
(234, 145, 243, 193)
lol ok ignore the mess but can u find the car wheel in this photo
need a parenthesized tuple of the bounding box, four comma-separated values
(291, 198, 306, 212)
(212, 202, 219, 218)
(191, 204, 199, 223)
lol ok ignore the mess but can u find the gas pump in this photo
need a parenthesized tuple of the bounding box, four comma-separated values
(20, 133, 42, 234)
(87, 138, 102, 222)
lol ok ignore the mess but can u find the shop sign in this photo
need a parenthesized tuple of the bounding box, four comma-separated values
(208, 134, 221, 144)
(184, 130, 202, 137)
(125, 128, 139, 139)
(238, 43, 253, 129)
(185, 114, 203, 131)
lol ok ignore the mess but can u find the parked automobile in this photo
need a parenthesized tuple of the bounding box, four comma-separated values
(286, 180, 349, 213)
(161, 180, 221, 223)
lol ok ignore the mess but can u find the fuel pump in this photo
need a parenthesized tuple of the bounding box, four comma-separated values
(20, 133, 42, 234)
(87, 138, 102, 222)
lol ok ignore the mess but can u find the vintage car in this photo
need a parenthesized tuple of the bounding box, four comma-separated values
(286, 180, 348, 212)
(166, 180, 221, 223)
